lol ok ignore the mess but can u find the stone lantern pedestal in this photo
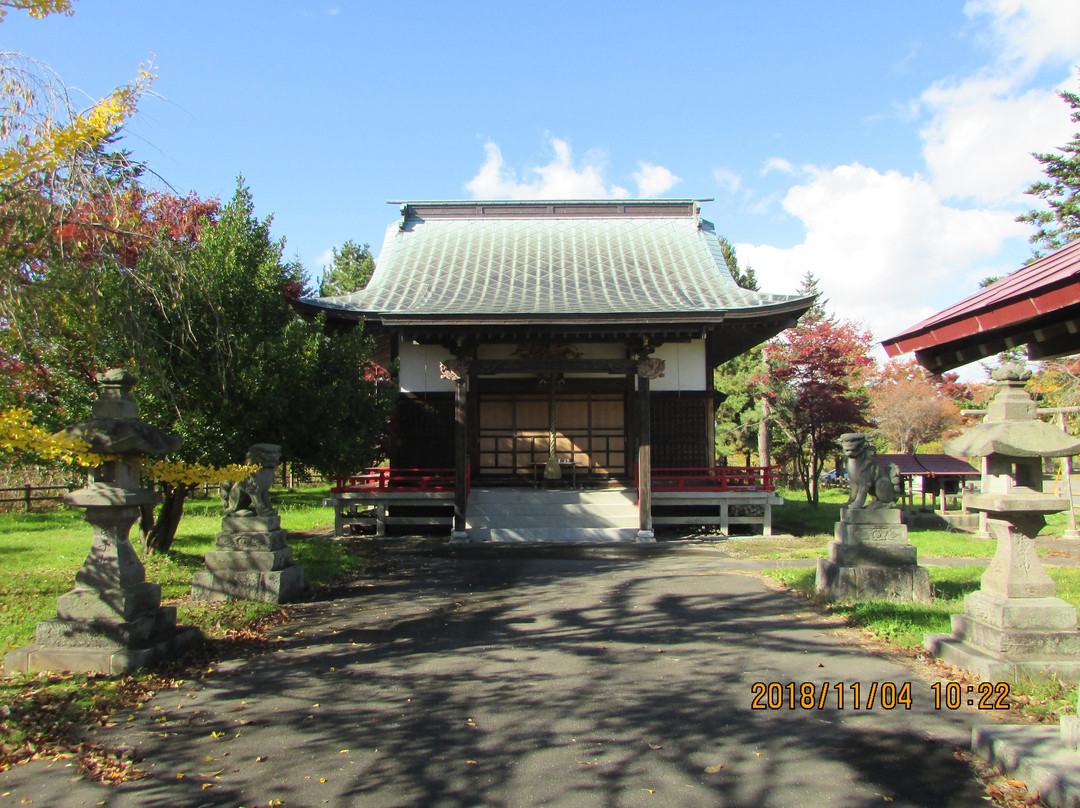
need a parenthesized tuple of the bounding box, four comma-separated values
(4, 370, 201, 674)
(925, 365, 1080, 683)
(925, 488, 1080, 682)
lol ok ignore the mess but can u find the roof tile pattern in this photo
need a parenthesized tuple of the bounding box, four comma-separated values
(312, 208, 800, 317)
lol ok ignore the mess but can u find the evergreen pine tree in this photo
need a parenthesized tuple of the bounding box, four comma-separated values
(1017, 76, 1080, 255)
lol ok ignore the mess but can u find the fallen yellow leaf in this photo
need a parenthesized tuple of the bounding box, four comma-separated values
(704, 763, 724, 774)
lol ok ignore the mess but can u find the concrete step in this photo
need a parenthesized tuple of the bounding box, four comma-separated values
(461, 527, 644, 544)
(467, 505, 638, 528)
(466, 488, 638, 532)
(468, 489, 637, 506)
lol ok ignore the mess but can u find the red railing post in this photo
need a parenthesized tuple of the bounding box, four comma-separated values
(646, 465, 776, 493)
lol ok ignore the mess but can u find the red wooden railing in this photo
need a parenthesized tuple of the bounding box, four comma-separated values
(331, 467, 468, 494)
(642, 465, 780, 493)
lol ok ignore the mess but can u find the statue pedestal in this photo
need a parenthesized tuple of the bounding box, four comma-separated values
(5, 490, 201, 674)
(191, 513, 303, 603)
(816, 507, 930, 603)
(925, 508, 1080, 683)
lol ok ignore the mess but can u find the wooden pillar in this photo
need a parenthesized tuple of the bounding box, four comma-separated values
(440, 357, 471, 540)
(454, 375, 468, 537)
(637, 373, 653, 540)
(634, 356, 665, 542)
(1060, 413, 1080, 539)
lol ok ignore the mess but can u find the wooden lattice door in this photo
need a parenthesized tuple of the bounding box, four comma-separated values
(478, 392, 626, 479)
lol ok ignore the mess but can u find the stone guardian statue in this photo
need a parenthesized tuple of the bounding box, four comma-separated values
(841, 433, 900, 509)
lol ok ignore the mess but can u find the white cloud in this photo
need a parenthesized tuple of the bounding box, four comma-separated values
(762, 157, 797, 176)
(739, 163, 1026, 351)
(920, 75, 1076, 204)
(738, 0, 1079, 373)
(916, 0, 1080, 204)
(465, 138, 633, 199)
(712, 167, 742, 194)
(965, 0, 1080, 76)
(633, 162, 680, 197)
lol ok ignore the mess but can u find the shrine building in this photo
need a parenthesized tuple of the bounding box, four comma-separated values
(296, 199, 814, 542)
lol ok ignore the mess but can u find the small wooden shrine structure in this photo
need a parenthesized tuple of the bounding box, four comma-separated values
(296, 199, 814, 540)
(877, 453, 979, 513)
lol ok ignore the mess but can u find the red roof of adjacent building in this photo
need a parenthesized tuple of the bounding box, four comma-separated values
(877, 454, 978, 477)
(881, 239, 1080, 373)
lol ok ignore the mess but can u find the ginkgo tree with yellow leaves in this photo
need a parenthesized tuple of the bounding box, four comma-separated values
(1, 406, 258, 552)
(0, 0, 152, 186)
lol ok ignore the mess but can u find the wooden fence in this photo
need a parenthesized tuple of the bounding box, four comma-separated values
(0, 484, 78, 512)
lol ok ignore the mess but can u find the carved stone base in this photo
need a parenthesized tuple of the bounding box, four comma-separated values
(191, 565, 303, 603)
(816, 558, 931, 603)
(191, 516, 303, 603)
(4, 495, 202, 674)
(816, 507, 930, 603)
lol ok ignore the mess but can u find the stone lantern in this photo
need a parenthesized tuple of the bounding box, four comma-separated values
(925, 364, 1080, 682)
(4, 370, 201, 674)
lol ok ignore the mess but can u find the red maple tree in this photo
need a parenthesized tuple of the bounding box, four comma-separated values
(764, 311, 874, 506)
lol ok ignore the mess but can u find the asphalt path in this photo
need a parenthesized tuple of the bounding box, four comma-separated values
(0, 544, 1007, 808)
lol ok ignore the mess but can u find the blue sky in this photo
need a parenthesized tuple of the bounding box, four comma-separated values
(5, 1, 1080, 374)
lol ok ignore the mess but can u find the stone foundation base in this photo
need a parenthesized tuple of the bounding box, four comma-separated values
(4, 625, 201, 675)
(816, 557, 931, 603)
(924, 632, 1080, 684)
(191, 563, 303, 604)
(191, 514, 304, 604)
(35, 606, 177, 649)
(924, 590, 1080, 684)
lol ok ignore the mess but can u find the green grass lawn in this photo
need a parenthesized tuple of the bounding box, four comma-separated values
(0, 484, 356, 654)
(0, 483, 378, 773)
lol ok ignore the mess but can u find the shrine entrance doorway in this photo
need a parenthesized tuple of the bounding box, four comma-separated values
(477, 391, 627, 483)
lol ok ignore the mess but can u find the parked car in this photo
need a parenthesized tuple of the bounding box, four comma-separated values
(821, 469, 848, 486)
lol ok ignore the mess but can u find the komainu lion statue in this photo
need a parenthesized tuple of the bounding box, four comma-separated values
(841, 433, 899, 509)
(220, 443, 281, 517)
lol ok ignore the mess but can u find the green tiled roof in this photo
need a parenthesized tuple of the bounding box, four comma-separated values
(302, 200, 811, 326)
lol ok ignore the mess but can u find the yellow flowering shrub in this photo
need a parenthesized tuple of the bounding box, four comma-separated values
(1, 408, 258, 485)
(0, 407, 103, 465)
(144, 460, 259, 487)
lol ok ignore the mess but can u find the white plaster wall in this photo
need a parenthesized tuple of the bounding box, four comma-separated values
(399, 340, 705, 391)
(651, 340, 707, 391)
(398, 342, 457, 393)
